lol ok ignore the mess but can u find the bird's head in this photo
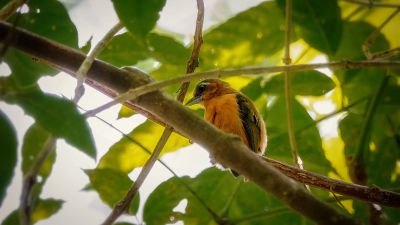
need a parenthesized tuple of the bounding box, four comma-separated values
(186, 79, 233, 106)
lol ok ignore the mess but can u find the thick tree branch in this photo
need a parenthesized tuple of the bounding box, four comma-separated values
(261, 157, 400, 208)
(342, 0, 400, 8)
(2, 21, 396, 225)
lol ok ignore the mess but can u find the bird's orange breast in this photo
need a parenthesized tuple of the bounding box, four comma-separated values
(202, 94, 249, 147)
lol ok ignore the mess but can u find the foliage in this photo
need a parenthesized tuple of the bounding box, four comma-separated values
(1, 0, 399, 224)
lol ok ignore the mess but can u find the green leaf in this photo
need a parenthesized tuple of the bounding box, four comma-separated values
(117, 105, 136, 119)
(112, 0, 166, 37)
(1, 198, 63, 225)
(1, 210, 19, 225)
(31, 198, 64, 223)
(240, 77, 264, 100)
(98, 32, 150, 67)
(4, 0, 78, 86)
(98, 120, 190, 173)
(22, 123, 56, 180)
(263, 71, 335, 96)
(114, 223, 136, 225)
(3, 86, 96, 159)
(199, 1, 286, 70)
(144, 167, 310, 225)
(0, 110, 17, 206)
(277, 0, 342, 55)
(80, 36, 93, 54)
(85, 168, 140, 215)
(341, 69, 386, 114)
(148, 33, 190, 65)
(333, 21, 390, 61)
(266, 96, 333, 176)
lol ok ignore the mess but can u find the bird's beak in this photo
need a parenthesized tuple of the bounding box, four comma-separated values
(185, 96, 201, 106)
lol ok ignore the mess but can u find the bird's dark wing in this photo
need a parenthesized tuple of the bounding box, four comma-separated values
(236, 94, 261, 152)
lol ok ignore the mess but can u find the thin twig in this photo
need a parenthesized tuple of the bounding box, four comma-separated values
(371, 47, 400, 60)
(282, 0, 302, 171)
(83, 60, 400, 117)
(362, 8, 400, 59)
(101, 127, 174, 225)
(296, 97, 368, 134)
(176, 0, 204, 102)
(73, 22, 124, 103)
(261, 156, 400, 207)
(101, 1, 205, 224)
(0, 0, 25, 20)
(342, 0, 400, 8)
(20, 136, 56, 225)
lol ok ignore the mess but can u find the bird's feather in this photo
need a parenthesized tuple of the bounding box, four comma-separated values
(236, 94, 261, 153)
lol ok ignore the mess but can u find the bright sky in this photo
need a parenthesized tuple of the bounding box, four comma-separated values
(0, 0, 267, 224)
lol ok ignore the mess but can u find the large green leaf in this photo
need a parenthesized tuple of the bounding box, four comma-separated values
(0, 110, 17, 206)
(4, 0, 78, 86)
(199, 1, 286, 70)
(266, 96, 333, 176)
(263, 71, 335, 96)
(112, 0, 166, 37)
(21, 123, 56, 179)
(276, 0, 342, 55)
(148, 33, 191, 65)
(98, 32, 189, 69)
(98, 32, 150, 67)
(333, 21, 390, 61)
(85, 168, 139, 215)
(1, 84, 96, 159)
(144, 167, 311, 225)
(98, 120, 190, 173)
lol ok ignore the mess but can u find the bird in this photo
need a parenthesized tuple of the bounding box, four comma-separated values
(186, 79, 266, 176)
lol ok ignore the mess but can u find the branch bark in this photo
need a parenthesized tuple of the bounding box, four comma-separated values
(3, 21, 398, 225)
(262, 157, 400, 208)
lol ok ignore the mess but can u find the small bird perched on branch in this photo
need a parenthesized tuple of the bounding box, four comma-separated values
(186, 79, 267, 176)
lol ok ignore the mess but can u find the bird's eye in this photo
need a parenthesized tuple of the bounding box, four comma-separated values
(197, 84, 207, 95)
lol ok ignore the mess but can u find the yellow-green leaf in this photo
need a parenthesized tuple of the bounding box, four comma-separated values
(117, 105, 136, 119)
(98, 120, 190, 173)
